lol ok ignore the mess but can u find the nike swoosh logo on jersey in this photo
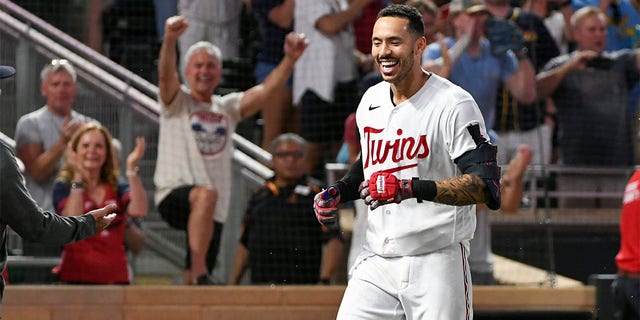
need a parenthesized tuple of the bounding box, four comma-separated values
(368, 104, 381, 111)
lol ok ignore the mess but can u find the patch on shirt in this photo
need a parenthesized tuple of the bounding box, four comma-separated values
(189, 110, 229, 157)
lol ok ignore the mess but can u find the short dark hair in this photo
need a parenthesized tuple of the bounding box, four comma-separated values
(377, 4, 425, 38)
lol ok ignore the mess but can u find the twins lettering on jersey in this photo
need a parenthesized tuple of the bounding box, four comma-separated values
(363, 127, 429, 170)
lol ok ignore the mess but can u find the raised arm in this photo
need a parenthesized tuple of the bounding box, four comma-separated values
(157, 16, 187, 105)
(124, 136, 147, 218)
(238, 32, 308, 119)
(58, 143, 89, 217)
(422, 32, 472, 79)
(422, 34, 452, 77)
(505, 54, 536, 104)
(314, 0, 373, 36)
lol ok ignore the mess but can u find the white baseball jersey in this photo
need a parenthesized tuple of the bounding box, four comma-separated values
(356, 73, 489, 257)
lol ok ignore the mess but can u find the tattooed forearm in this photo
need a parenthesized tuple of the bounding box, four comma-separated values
(433, 174, 490, 206)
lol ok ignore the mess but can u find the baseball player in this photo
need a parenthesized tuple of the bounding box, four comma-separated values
(313, 5, 500, 319)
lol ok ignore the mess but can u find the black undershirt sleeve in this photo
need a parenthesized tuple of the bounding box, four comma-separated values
(334, 156, 364, 202)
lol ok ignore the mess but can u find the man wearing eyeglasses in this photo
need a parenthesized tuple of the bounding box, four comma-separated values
(228, 133, 343, 285)
(14, 59, 97, 268)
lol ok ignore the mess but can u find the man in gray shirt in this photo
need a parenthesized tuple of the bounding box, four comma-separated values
(0, 64, 116, 310)
(537, 6, 640, 208)
(15, 59, 96, 213)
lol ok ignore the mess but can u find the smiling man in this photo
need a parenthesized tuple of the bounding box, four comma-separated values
(312, 4, 500, 319)
(15, 59, 97, 214)
(154, 15, 307, 285)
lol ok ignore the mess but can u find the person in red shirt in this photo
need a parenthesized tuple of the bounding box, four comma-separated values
(612, 169, 640, 319)
(52, 123, 147, 284)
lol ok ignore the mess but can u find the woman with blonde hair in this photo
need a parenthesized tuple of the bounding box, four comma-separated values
(52, 123, 147, 284)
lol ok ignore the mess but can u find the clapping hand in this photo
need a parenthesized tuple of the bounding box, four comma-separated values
(66, 141, 89, 182)
(126, 136, 146, 172)
(60, 117, 84, 143)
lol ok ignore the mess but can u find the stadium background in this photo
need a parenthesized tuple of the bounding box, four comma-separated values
(0, 0, 634, 319)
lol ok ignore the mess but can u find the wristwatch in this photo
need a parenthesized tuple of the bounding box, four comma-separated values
(70, 181, 85, 190)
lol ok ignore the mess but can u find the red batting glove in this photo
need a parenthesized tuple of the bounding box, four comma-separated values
(313, 186, 340, 229)
(367, 171, 413, 209)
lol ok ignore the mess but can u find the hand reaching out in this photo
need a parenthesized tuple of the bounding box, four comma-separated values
(88, 203, 118, 233)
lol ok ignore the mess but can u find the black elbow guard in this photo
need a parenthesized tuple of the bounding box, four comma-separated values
(455, 141, 501, 210)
